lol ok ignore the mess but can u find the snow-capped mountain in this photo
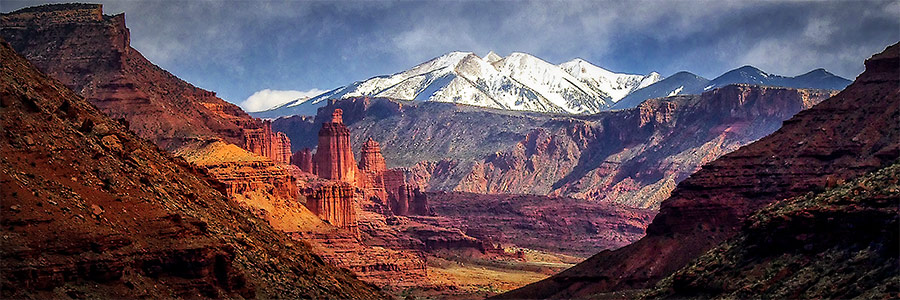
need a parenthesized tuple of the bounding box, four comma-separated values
(251, 53, 849, 118)
(613, 66, 851, 109)
(252, 51, 662, 118)
(559, 58, 660, 102)
(493, 52, 612, 113)
(614, 71, 710, 109)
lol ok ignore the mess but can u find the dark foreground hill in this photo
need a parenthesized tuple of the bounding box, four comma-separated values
(646, 161, 898, 299)
(0, 40, 386, 299)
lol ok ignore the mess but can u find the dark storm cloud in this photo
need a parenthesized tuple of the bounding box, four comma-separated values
(2, 0, 897, 110)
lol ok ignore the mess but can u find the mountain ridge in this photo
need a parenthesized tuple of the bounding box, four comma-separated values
(254, 52, 849, 118)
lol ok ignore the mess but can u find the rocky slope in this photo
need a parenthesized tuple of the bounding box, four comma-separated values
(275, 85, 833, 209)
(0, 39, 385, 299)
(173, 140, 325, 233)
(2, 4, 304, 243)
(646, 162, 898, 299)
(497, 42, 899, 299)
(0, 4, 272, 152)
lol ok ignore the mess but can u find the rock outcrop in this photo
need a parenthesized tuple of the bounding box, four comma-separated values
(243, 120, 292, 164)
(291, 148, 313, 173)
(359, 137, 388, 174)
(275, 84, 834, 209)
(498, 43, 899, 299)
(171, 140, 329, 234)
(1, 4, 289, 157)
(410, 188, 430, 215)
(304, 183, 359, 236)
(391, 185, 412, 216)
(313, 109, 358, 185)
(0, 39, 385, 299)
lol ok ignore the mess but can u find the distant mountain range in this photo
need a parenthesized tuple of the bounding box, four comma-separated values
(252, 52, 850, 119)
(614, 66, 852, 109)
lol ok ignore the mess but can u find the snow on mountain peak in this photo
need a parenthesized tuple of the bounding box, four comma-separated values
(257, 51, 664, 117)
(484, 51, 503, 64)
(558, 58, 662, 102)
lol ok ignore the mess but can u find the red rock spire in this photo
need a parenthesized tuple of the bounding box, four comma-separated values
(332, 108, 343, 124)
(313, 109, 358, 185)
(359, 137, 387, 174)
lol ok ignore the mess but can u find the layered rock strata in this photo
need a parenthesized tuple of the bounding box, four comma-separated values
(291, 148, 313, 173)
(359, 137, 388, 174)
(1, 4, 289, 157)
(304, 183, 359, 236)
(499, 42, 900, 299)
(646, 162, 899, 299)
(0, 39, 385, 299)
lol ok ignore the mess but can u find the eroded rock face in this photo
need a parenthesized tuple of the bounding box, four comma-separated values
(313, 109, 358, 185)
(359, 137, 387, 174)
(243, 120, 292, 164)
(427, 192, 655, 257)
(645, 162, 899, 299)
(0, 4, 289, 157)
(0, 39, 385, 299)
(498, 43, 900, 299)
(304, 183, 359, 236)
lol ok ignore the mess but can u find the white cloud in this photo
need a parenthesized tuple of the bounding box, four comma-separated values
(239, 89, 325, 112)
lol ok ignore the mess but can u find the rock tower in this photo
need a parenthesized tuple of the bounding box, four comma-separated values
(313, 109, 358, 185)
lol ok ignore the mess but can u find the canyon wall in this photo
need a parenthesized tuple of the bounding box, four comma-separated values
(1, 4, 288, 157)
(0, 39, 385, 299)
(1, 5, 301, 237)
(499, 42, 899, 299)
(275, 85, 834, 209)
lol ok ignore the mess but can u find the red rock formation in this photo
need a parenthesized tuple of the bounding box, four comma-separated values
(174, 140, 298, 202)
(410, 188, 430, 215)
(390, 185, 412, 216)
(499, 43, 900, 299)
(1, 4, 290, 159)
(243, 120, 292, 164)
(275, 86, 833, 209)
(313, 109, 358, 185)
(359, 137, 388, 174)
(381, 169, 406, 199)
(291, 148, 313, 173)
(305, 183, 359, 236)
(0, 39, 385, 299)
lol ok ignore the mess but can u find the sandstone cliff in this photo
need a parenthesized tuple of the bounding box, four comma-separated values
(0, 39, 385, 299)
(243, 120, 292, 164)
(291, 148, 314, 173)
(275, 85, 833, 208)
(1, 4, 288, 157)
(304, 183, 359, 236)
(497, 42, 899, 299)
